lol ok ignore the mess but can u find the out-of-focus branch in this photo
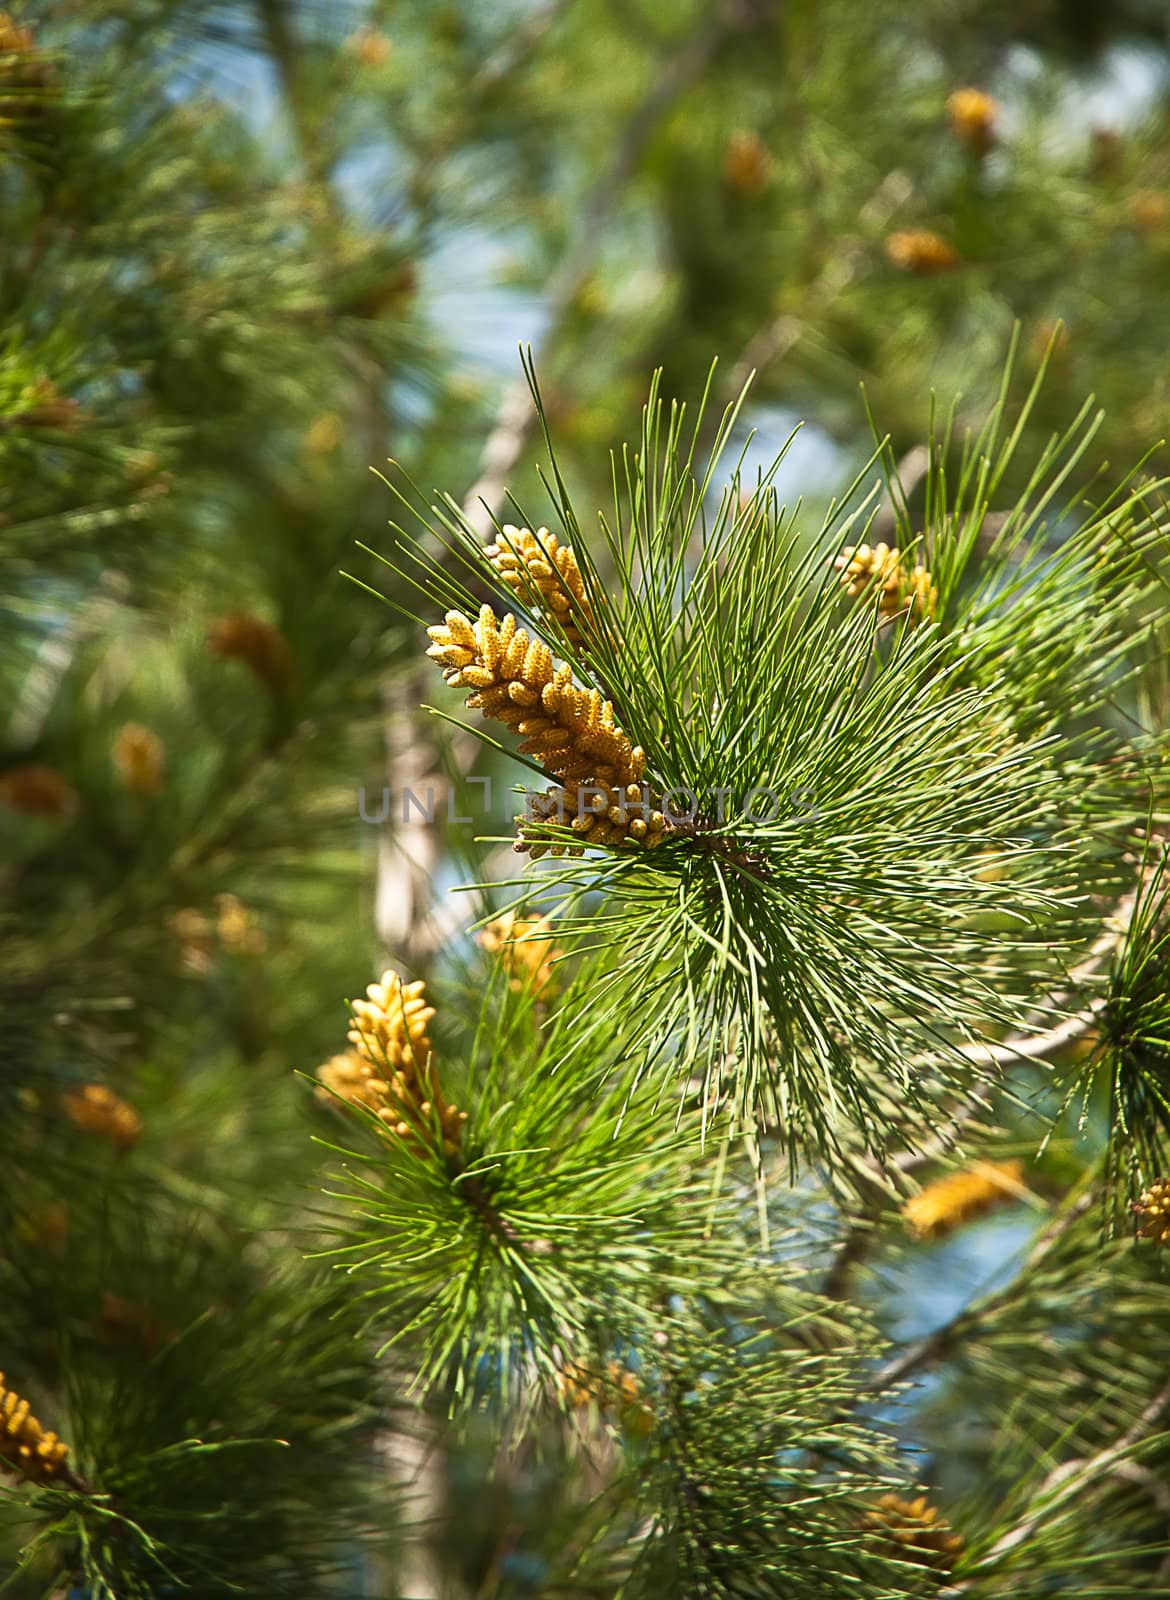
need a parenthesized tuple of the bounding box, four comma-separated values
(471, 0, 574, 97)
(722, 169, 915, 408)
(1108, 1461, 1170, 1580)
(459, 4, 753, 539)
(938, 1373, 1170, 1596)
(871, 444, 931, 540)
(866, 1191, 1094, 1395)
(9, 570, 131, 749)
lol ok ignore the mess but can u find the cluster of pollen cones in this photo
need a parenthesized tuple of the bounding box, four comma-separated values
(426, 601, 667, 856)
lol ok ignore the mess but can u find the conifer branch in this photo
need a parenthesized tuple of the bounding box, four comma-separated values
(826, 878, 1142, 1297)
(471, 0, 574, 94)
(723, 169, 915, 405)
(870, 445, 931, 541)
(892, 876, 1147, 1178)
(866, 1192, 1095, 1395)
(378, 3, 771, 955)
(459, 4, 765, 539)
(1105, 1463, 1170, 1580)
(253, 0, 334, 195)
(939, 1374, 1170, 1594)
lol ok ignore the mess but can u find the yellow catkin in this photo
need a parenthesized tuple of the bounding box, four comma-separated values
(0, 764, 79, 820)
(60, 1084, 142, 1151)
(170, 907, 215, 975)
(305, 411, 343, 456)
(112, 723, 166, 796)
(0, 1373, 70, 1486)
(902, 1160, 1024, 1241)
(478, 911, 559, 997)
(215, 893, 266, 955)
(722, 130, 773, 197)
(484, 525, 594, 655)
(207, 612, 294, 690)
(342, 970, 465, 1156)
(1128, 189, 1170, 236)
(903, 564, 939, 619)
(834, 542, 903, 610)
(1132, 1178, 1170, 1245)
(947, 87, 998, 155)
(833, 543, 938, 621)
(556, 1362, 598, 1409)
(606, 1359, 654, 1437)
(315, 1052, 387, 1115)
(19, 380, 83, 431)
(862, 1494, 964, 1571)
(347, 27, 393, 67)
(426, 605, 668, 857)
(884, 229, 961, 275)
(0, 12, 49, 87)
(556, 1361, 654, 1435)
(349, 970, 435, 1069)
(0, 12, 36, 55)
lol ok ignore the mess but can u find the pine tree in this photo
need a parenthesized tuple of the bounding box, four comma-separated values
(5, 2, 1170, 1596)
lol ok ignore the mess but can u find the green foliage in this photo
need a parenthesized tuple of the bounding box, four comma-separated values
(555, 1301, 925, 1600)
(381, 358, 1168, 1168)
(8, 0, 1170, 1595)
(0, 1174, 394, 1597)
(1075, 837, 1170, 1211)
(322, 947, 729, 1414)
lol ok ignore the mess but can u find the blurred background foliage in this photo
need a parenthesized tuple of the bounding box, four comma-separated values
(5, 0, 1170, 1593)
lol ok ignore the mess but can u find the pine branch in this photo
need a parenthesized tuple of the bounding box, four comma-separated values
(894, 874, 1148, 1175)
(377, 1, 774, 959)
(470, 0, 575, 99)
(722, 168, 915, 406)
(939, 1374, 1170, 1595)
(460, 3, 760, 540)
(823, 877, 1144, 1298)
(866, 1191, 1094, 1396)
(8, 573, 129, 748)
(252, 0, 322, 186)
(1107, 1463, 1170, 1581)
(871, 445, 931, 541)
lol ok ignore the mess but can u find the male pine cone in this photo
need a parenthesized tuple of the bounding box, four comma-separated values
(426, 605, 667, 856)
(862, 1494, 964, 1572)
(902, 1160, 1024, 1241)
(484, 525, 594, 655)
(0, 1373, 70, 1486)
(478, 911, 559, 997)
(833, 542, 938, 621)
(1133, 1178, 1170, 1245)
(321, 970, 466, 1157)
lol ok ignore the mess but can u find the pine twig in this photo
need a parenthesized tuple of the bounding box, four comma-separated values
(822, 1002, 1104, 1297)
(378, 2, 774, 956)
(470, 0, 574, 97)
(722, 169, 915, 407)
(822, 877, 1142, 1297)
(938, 1374, 1170, 1595)
(871, 445, 931, 540)
(865, 1191, 1095, 1396)
(892, 876, 1145, 1180)
(459, 3, 755, 540)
